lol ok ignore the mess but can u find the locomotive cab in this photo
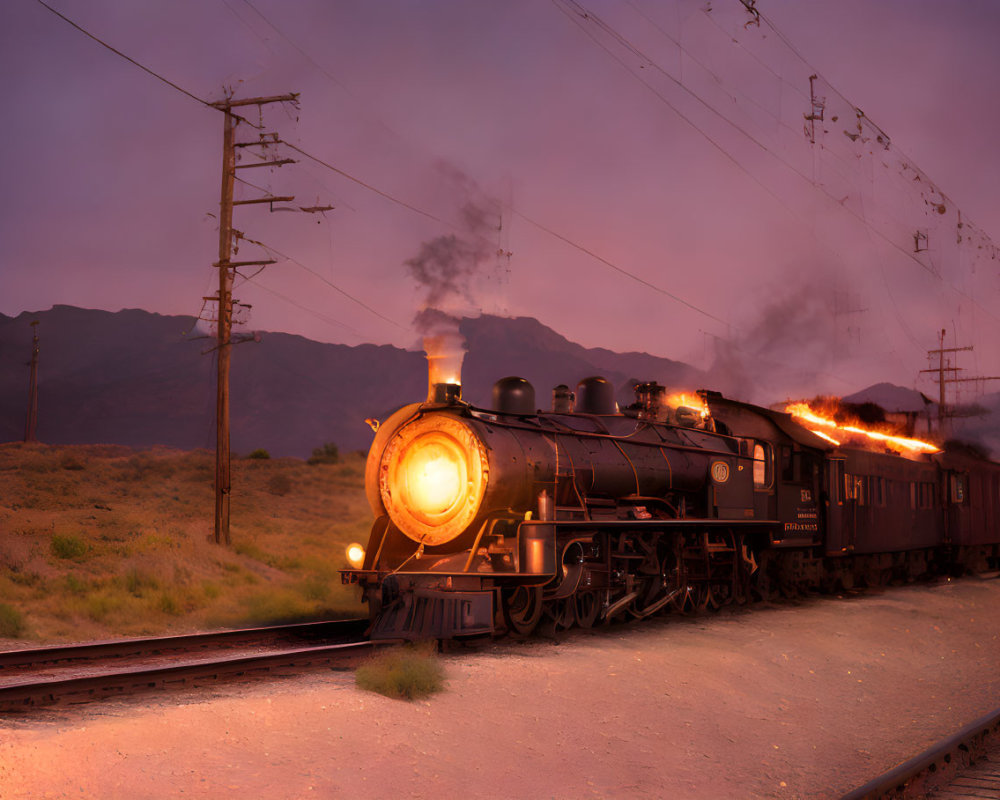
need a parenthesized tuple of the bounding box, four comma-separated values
(705, 394, 829, 549)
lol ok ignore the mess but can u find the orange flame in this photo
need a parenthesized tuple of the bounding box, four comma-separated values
(665, 392, 710, 419)
(785, 402, 939, 455)
(809, 429, 841, 446)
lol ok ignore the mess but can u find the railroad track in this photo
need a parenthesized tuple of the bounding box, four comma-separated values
(841, 705, 1000, 799)
(0, 618, 375, 712)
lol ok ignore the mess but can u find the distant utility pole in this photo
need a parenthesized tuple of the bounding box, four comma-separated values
(207, 92, 298, 546)
(23, 320, 39, 443)
(920, 328, 1000, 436)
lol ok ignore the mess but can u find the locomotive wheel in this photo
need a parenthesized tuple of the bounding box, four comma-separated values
(574, 591, 600, 628)
(713, 578, 732, 607)
(503, 586, 544, 637)
(692, 582, 719, 612)
(670, 586, 692, 614)
(628, 576, 659, 618)
(539, 597, 576, 637)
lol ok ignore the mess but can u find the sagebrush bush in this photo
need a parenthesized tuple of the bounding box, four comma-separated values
(157, 591, 182, 616)
(0, 603, 26, 638)
(248, 448, 271, 460)
(60, 453, 86, 471)
(307, 443, 339, 465)
(50, 533, 89, 560)
(355, 643, 445, 700)
(123, 568, 159, 597)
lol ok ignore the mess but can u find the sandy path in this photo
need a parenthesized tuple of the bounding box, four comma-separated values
(2, 578, 1000, 799)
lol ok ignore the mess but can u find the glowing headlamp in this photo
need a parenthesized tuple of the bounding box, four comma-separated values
(379, 415, 488, 546)
(346, 543, 366, 569)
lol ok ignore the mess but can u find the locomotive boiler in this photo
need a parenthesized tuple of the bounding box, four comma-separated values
(342, 376, 780, 639)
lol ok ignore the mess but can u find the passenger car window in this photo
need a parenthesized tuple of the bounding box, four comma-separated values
(950, 474, 966, 504)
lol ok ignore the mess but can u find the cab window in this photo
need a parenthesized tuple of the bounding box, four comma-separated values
(752, 442, 772, 489)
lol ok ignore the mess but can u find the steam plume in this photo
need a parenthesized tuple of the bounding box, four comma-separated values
(405, 173, 498, 394)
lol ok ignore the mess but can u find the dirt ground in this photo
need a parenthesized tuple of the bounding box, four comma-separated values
(2, 578, 1000, 800)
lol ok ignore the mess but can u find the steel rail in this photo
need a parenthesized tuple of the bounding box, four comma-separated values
(0, 618, 368, 669)
(841, 705, 1000, 799)
(0, 639, 376, 712)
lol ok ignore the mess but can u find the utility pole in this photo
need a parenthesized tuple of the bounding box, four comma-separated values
(23, 320, 39, 443)
(208, 92, 298, 546)
(920, 328, 1000, 437)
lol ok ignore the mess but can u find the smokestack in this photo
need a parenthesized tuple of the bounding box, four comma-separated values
(418, 313, 466, 403)
(426, 337, 463, 403)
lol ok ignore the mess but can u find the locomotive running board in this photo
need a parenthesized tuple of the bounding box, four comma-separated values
(548, 519, 780, 529)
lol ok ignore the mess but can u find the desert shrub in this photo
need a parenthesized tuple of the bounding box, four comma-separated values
(233, 540, 267, 561)
(355, 643, 445, 700)
(202, 581, 221, 600)
(135, 533, 176, 552)
(0, 603, 26, 638)
(63, 575, 88, 595)
(308, 443, 339, 465)
(157, 591, 182, 616)
(9, 571, 42, 588)
(85, 592, 125, 622)
(50, 533, 90, 560)
(114, 453, 177, 481)
(60, 453, 86, 471)
(123, 568, 159, 597)
(267, 474, 292, 496)
(248, 448, 271, 460)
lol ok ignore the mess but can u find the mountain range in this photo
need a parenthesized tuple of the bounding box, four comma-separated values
(0, 306, 703, 458)
(2, 305, 996, 458)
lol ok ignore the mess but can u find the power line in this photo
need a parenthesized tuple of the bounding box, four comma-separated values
(34, 0, 215, 111)
(239, 0, 351, 93)
(554, 0, 1000, 326)
(31, 0, 743, 341)
(33, 2, 403, 334)
(238, 0, 409, 145)
(285, 137, 742, 330)
(235, 231, 407, 330)
(282, 142, 459, 231)
(513, 210, 729, 327)
(237, 273, 368, 339)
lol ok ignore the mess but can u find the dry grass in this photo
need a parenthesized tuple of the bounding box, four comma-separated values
(0, 442, 369, 644)
(355, 643, 445, 700)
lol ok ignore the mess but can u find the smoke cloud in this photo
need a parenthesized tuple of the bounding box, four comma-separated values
(404, 167, 499, 392)
(703, 266, 845, 403)
(405, 203, 493, 312)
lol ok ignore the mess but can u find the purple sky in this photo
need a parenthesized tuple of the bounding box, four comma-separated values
(2, 0, 998, 404)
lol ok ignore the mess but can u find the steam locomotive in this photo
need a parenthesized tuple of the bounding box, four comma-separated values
(340, 376, 1000, 639)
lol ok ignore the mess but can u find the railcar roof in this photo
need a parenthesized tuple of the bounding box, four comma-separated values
(705, 394, 835, 451)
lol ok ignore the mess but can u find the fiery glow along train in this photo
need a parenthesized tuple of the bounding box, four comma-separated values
(341, 374, 1000, 639)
